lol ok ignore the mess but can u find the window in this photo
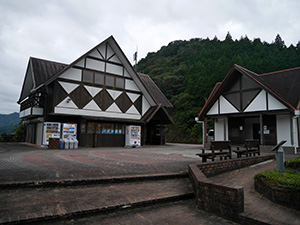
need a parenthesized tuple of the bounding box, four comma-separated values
(106, 75, 115, 87)
(82, 69, 126, 90)
(102, 123, 114, 134)
(83, 70, 94, 83)
(115, 124, 124, 134)
(95, 72, 105, 85)
(116, 77, 125, 89)
(87, 123, 95, 134)
(96, 123, 102, 134)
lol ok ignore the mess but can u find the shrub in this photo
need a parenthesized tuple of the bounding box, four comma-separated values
(255, 169, 300, 192)
(285, 156, 300, 171)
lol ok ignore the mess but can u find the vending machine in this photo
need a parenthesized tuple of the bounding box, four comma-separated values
(42, 122, 61, 146)
(62, 123, 77, 139)
(125, 125, 141, 147)
(62, 123, 78, 149)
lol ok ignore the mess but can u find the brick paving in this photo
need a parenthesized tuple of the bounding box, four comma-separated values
(0, 178, 194, 224)
(210, 156, 300, 225)
(35, 199, 236, 225)
(0, 143, 201, 184)
(1, 142, 299, 224)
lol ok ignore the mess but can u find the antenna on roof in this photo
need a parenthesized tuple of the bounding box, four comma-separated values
(133, 46, 138, 71)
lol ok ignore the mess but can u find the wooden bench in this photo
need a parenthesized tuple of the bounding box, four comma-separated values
(234, 139, 260, 158)
(197, 141, 232, 162)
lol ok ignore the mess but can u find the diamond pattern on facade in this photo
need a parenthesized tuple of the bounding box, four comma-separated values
(54, 81, 68, 107)
(133, 95, 143, 115)
(69, 85, 92, 109)
(94, 89, 114, 111)
(115, 92, 132, 113)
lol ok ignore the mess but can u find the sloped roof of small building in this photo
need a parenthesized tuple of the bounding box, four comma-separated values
(199, 64, 300, 118)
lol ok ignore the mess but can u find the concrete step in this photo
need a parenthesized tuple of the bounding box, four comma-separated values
(0, 176, 194, 224)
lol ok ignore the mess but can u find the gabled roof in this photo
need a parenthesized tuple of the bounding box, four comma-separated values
(31, 57, 68, 87)
(199, 64, 300, 118)
(18, 57, 67, 103)
(137, 73, 173, 108)
(18, 36, 172, 110)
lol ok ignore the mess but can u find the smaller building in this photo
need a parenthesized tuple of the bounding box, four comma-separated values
(18, 36, 173, 147)
(198, 64, 300, 153)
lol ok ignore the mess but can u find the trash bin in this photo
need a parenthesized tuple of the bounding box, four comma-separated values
(74, 139, 79, 149)
(69, 138, 74, 149)
(64, 139, 70, 149)
(49, 138, 59, 149)
(59, 139, 64, 149)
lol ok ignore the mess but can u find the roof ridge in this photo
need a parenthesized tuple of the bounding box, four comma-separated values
(30, 56, 68, 66)
(260, 66, 300, 76)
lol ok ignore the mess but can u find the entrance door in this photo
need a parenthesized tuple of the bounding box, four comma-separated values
(85, 122, 125, 147)
(253, 124, 260, 141)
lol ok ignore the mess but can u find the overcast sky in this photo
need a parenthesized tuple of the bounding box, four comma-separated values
(0, 0, 300, 114)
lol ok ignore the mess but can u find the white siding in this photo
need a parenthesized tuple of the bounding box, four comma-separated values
(244, 90, 267, 112)
(220, 96, 238, 114)
(276, 114, 292, 146)
(86, 58, 105, 72)
(59, 68, 82, 81)
(214, 117, 228, 141)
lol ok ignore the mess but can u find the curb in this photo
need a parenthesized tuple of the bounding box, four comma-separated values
(0, 192, 194, 224)
(0, 172, 188, 189)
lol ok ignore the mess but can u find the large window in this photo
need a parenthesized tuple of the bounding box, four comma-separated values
(82, 69, 125, 89)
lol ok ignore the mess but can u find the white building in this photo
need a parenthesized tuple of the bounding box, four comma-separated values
(198, 64, 300, 154)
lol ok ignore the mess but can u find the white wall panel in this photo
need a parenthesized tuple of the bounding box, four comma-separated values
(83, 100, 101, 111)
(244, 90, 267, 112)
(276, 114, 292, 146)
(59, 68, 82, 81)
(54, 107, 141, 120)
(109, 55, 121, 64)
(207, 101, 219, 115)
(268, 94, 287, 110)
(75, 59, 84, 67)
(125, 80, 140, 91)
(58, 81, 79, 94)
(220, 96, 238, 114)
(106, 103, 122, 113)
(106, 63, 123, 76)
(56, 97, 78, 109)
(84, 86, 102, 97)
(107, 89, 122, 100)
(142, 96, 151, 115)
(126, 105, 140, 115)
(86, 58, 105, 72)
(214, 118, 225, 141)
(89, 50, 102, 59)
(127, 93, 140, 103)
(124, 69, 130, 78)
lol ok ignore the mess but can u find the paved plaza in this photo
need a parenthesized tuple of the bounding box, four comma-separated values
(0, 142, 201, 184)
(0, 142, 299, 224)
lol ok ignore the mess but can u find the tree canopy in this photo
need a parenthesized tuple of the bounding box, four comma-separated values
(137, 34, 300, 143)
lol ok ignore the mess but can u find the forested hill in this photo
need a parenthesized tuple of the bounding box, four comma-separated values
(137, 34, 300, 143)
(0, 112, 20, 134)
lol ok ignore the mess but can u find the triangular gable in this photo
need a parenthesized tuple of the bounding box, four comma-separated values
(207, 95, 238, 115)
(43, 36, 156, 107)
(244, 90, 267, 112)
(199, 65, 294, 118)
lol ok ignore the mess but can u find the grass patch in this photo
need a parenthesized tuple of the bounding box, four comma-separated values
(255, 169, 300, 192)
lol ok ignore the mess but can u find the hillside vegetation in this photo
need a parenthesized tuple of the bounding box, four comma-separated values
(0, 112, 20, 134)
(137, 33, 300, 143)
